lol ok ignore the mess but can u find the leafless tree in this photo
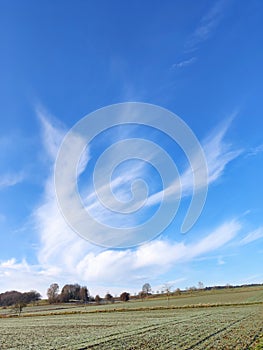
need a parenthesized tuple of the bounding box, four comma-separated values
(163, 283, 173, 306)
(175, 288, 181, 295)
(12, 301, 27, 316)
(79, 286, 89, 303)
(142, 283, 151, 295)
(47, 283, 59, 304)
(198, 281, 204, 290)
(95, 295, 102, 304)
(105, 293, 114, 303)
(138, 291, 147, 301)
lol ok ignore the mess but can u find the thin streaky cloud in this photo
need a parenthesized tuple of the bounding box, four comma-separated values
(240, 274, 263, 285)
(0, 172, 25, 190)
(68, 113, 242, 231)
(217, 256, 226, 265)
(20, 109, 242, 294)
(185, 0, 228, 52)
(36, 107, 242, 247)
(147, 116, 242, 206)
(246, 143, 263, 157)
(36, 105, 66, 161)
(172, 57, 196, 69)
(240, 227, 263, 245)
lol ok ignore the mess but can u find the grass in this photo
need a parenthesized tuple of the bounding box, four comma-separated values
(0, 305, 262, 349)
(252, 334, 263, 350)
(0, 286, 262, 349)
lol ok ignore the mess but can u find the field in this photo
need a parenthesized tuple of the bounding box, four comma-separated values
(0, 286, 262, 349)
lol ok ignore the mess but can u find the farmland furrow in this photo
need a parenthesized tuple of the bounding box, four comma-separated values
(191, 312, 262, 350)
(74, 312, 212, 349)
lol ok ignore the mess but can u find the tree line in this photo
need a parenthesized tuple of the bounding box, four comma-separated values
(0, 290, 41, 307)
(0, 282, 157, 307)
(2, 282, 261, 309)
(47, 283, 89, 303)
(46, 283, 131, 304)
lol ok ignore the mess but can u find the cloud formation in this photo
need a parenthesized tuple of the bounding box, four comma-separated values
(240, 227, 263, 245)
(32, 110, 243, 291)
(185, 0, 228, 51)
(0, 107, 250, 296)
(146, 117, 242, 206)
(172, 57, 196, 69)
(0, 172, 25, 190)
(246, 144, 263, 157)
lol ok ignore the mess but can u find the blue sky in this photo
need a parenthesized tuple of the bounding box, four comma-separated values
(0, 0, 263, 297)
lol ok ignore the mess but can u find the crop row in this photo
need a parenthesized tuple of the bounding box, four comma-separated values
(0, 305, 262, 349)
(88, 306, 262, 350)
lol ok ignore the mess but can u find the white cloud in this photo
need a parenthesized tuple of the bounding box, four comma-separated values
(32, 215, 241, 292)
(172, 57, 196, 69)
(135, 219, 240, 269)
(0, 109, 246, 296)
(0, 171, 25, 189)
(34, 113, 97, 270)
(146, 117, 242, 206)
(36, 105, 66, 161)
(33, 111, 242, 289)
(0, 258, 66, 296)
(246, 144, 263, 157)
(202, 117, 242, 183)
(185, 0, 228, 51)
(240, 274, 263, 285)
(217, 256, 226, 265)
(240, 227, 263, 245)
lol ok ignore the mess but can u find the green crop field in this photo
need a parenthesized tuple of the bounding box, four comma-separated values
(0, 287, 262, 349)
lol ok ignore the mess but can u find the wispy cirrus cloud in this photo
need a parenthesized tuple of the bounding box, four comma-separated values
(0, 171, 25, 190)
(36, 105, 67, 161)
(0, 108, 247, 296)
(246, 143, 263, 157)
(34, 110, 242, 283)
(171, 1, 229, 73)
(39, 107, 242, 247)
(185, 0, 228, 52)
(172, 57, 196, 69)
(146, 116, 242, 206)
(202, 117, 242, 183)
(240, 227, 263, 245)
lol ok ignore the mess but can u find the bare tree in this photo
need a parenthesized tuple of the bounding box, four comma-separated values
(188, 286, 197, 293)
(79, 286, 89, 303)
(142, 283, 152, 295)
(105, 293, 114, 303)
(163, 283, 173, 306)
(138, 291, 147, 301)
(198, 281, 204, 290)
(95, 295, 102, 304)
(175, 288, 181, 295)
(22, 290, 41, 304)
(12, 301, 27, 316)
(60, 284, 81, 302)
(47, 283, 59, 304)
